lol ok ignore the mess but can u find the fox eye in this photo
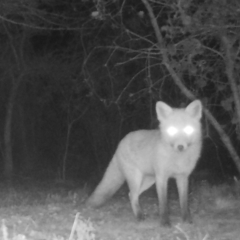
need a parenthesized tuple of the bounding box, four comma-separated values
(167, 126, 178, 136)
(183, 125, 194, 135)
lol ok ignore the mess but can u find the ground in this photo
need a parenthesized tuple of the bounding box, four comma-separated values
(0, 180, 239, 240)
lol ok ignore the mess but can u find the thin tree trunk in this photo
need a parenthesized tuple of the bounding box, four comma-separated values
(3, 81, 19, 180)
(19, 104, 34, 174)
(3, 23, 24, 181)
(221, 35, 240, 127)
(62, 123, 72, 181)
(61, 106, 89, 181)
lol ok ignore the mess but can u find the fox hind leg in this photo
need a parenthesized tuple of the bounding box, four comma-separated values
(127, 170, 145, 221)
(127, 173, 155, 221)
(129, 191, 144, 221)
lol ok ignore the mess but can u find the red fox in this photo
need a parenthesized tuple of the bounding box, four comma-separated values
(86, 100, 202, 226)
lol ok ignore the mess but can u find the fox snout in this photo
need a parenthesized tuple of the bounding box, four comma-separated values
(172, 142, 191, 152)
(177, 144, 184, 151)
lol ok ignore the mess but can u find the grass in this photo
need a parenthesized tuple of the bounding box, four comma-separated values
(0, 178, 239, 240)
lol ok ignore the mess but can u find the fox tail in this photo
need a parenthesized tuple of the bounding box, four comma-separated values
(86, 156, 124, 207)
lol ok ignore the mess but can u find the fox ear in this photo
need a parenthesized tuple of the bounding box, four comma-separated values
(156, 101, 173, 121)
(185, 100, 202, 119)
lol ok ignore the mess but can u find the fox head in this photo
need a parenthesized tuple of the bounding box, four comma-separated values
(156, 100, 202, 152)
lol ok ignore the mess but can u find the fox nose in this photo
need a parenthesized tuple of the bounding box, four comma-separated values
(177, 145, 184, 151)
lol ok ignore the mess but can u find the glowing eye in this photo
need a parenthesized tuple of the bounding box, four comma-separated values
(184, 126, 194, 135)
(167, 126, 178, 136)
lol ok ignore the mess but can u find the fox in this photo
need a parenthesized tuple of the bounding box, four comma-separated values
(86, 100, 202, 226)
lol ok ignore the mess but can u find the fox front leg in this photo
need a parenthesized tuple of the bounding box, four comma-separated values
(176, 175, 192, 223)
(156, 177, 170, 227)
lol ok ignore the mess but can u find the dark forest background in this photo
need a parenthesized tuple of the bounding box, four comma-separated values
(0, 0, 239, 183)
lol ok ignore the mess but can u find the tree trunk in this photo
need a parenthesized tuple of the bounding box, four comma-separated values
(19, 104, 34, 174)
(3, 80, 20, 180)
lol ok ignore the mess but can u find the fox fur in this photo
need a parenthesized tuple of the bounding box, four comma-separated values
(86, 100, 202, 226)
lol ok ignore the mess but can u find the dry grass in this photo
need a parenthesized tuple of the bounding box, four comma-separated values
(0, 179, 239, 240)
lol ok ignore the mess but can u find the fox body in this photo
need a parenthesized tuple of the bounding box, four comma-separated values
(86, 100, 202, 226)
